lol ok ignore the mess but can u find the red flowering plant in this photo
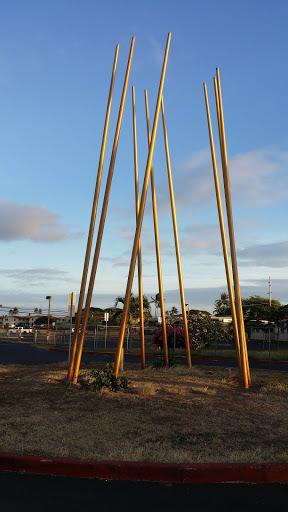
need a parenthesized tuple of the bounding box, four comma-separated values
(152, 312, 232, 351)
(152, 325, 192, 350)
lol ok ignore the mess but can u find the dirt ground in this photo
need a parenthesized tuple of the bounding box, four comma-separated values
(1, 361, 288, 463)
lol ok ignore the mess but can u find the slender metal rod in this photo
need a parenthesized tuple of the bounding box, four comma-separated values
(132, 86, 145, 369)
(161, 98, 191, 367)
(203, 82, 242, 381)
(215, 72, 250, 386)
(214, 75, 249, 386)
(144, 90, 169, 367)
(72, 37, 135, 384)
(114, 32, 171, 378)
(67, 45, 119, 381)
(215, 69, 250, 387)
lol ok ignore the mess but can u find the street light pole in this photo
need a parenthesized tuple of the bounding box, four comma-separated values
(46, 296, 52, 330)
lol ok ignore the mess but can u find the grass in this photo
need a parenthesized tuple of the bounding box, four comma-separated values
(58, 342, 288, 362)
(0, 361, 288, 464)
(191, 347, 288, 362)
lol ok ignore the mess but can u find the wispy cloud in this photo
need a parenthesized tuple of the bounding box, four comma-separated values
(147, 35, 165, 68)
(0, 201, 84, 242)
(0, 267, 70, 287)
(158, 147, 288, 211)
(238, 240, 288, 268)
(0, 267, 68, 279)
(229, 149, 288, 205)
(181, 223, 221, 252)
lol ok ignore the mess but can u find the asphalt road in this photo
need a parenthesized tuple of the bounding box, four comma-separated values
(1, 471, 288, 512)
(0, 341, 287, 372)
(0, 341, 110, 365)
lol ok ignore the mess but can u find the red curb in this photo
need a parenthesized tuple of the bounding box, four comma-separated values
(1, 453, 288, 483)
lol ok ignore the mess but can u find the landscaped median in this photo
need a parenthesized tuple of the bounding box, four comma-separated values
(1, 452, 288, 483)
(1, 362, 288, 474)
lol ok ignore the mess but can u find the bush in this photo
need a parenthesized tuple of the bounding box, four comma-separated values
(152, 314, 232, 351)
(152, 325, 192, 350)
(151, 357, 176, 369)
(188, 313, 232, 350)
(82, 364, 129, 392)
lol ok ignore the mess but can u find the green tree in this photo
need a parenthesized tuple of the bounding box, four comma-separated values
(213, 292, 230, 316)
(34, 316, 55, 326)
(267, 304, 288, 345)
(169, 306, 179, 316)
(112, 293, 151, 325)
(9, 307, 19, 315)
(189, 309, 211, 317)
(86, 307, 104, 324)
(150, 293, 161, 316)
(242, 295, 281, 321)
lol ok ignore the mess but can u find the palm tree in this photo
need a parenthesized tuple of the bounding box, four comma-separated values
(169, 306, 179, 316)
(213, 292, 230, 316)
(114, 293, 151, 325)
(9, 307, 19, 315)
(150, 293, 161, 317)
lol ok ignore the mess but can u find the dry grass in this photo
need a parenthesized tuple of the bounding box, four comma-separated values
(0, 362, 288, 464)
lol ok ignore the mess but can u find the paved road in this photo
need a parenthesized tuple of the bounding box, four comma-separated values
(1, 471, 288, 511)
(0, 342, 110, 365)
(0, 341, 287, 372)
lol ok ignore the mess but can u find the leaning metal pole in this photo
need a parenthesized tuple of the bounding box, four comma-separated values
(214, 69, 250, 387)
(161, 98, 192, 368)
(132, 86, 145, 369)
(72, 37, 135, 384)
(144, 90, 169, 367)
(114, 32, 171, 378)
(67, 45, 119, 381)
(203, 82, 242, 382)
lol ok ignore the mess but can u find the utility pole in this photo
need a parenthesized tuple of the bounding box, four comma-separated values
(46, 296, 52, 330)
(268, 277, 272, 307)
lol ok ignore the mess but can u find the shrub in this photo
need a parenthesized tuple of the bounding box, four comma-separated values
(152, 314, 232, 351)
(152, 325, 192, 350)
(82, 364, 129, 392)
(151, 357, 176, 369)
(187, 313, 232, 350)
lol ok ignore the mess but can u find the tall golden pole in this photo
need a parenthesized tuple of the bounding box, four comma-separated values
(132, 86, 145, 369)
(161, 98, 191, 368)
(72, 37, 135, 384)
(114, 32, 171, 378)
(144, 90, 169, 367)
(215, 69, 250, 387)
(67, 45, 119, 381)
(203, 83, 242, 381)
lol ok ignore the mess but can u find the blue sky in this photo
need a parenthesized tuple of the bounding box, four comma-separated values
(0, 0, 287, 316)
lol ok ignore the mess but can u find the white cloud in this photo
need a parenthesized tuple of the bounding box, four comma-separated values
(0, 267, 72, 289)
(238, 240, 288, 268)
(181, 223, 221, 252)
(229, 149, 288, 205)
(0, 267, 69, 280)
(0, 201, 84, 242)
(147, 35, 165, 68)
(158, 147, 288, 211)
